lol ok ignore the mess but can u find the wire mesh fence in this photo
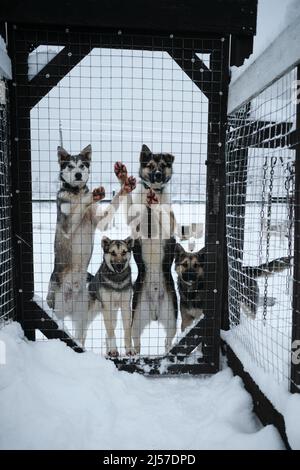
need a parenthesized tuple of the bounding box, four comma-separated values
(226, 66, 300, 392)
(9, 26, 228, 370)
(0, 77, 14, 326)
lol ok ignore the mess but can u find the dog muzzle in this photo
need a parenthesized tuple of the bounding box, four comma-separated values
(113, 263, 126, 273)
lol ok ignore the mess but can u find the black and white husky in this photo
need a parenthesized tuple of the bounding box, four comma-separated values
(46, 145, 136, 345)
(114, 145, 177, 354)
(88, 236, 134, 356)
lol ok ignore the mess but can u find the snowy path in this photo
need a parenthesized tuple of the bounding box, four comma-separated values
(0, 323, 284, 450)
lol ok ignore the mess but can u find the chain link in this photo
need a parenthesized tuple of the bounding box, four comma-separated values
(262, 156, 277, 324)
(285, 160, 295, 293)
(259, 157, 268, 265)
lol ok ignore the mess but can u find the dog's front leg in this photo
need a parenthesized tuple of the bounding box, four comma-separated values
(102, 304, 119, 357)
(121, 294, 135, 355)
(114, 161, 137, 227)
(92, 168, 136, 231)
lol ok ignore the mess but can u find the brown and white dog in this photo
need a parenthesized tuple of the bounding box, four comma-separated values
(174, 244, 206, 332)
(88, 236, 135, 356)
(114, 145, 177, 354)
(46, 145, 136, 345)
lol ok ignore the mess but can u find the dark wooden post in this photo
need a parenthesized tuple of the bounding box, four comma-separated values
(8, 27, 36, 339)
(204, 40, 230, 368)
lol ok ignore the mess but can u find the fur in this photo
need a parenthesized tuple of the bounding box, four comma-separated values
(174, 244, 206, 331)
(46, 145, 136, 346)
(88, 237, 135, 356)
(175, 246, 292, 327)
(114, 145, 178, 354)
(241, 256, 292, 318)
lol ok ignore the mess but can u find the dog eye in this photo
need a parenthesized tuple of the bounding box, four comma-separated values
(67, 164, 74, 170)
(183, 262, 188, 268)
(122, 250, 127, 256)
(111, 251, 116, 256)
(79, 164, 85, 170)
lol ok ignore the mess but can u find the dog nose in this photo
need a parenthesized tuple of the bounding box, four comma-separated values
(75, 172, 82, 180)
(155, 171, 162, 182)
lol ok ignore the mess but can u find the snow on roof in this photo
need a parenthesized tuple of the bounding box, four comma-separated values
(231, 0, 300, 83)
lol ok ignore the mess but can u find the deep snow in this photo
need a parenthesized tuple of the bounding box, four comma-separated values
(0, 322, 284, 450)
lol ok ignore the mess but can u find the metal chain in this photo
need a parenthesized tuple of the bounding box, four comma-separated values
(285, 160, 295, 293)
(263, 156, 276, 324)
(259, 157, 268, 265)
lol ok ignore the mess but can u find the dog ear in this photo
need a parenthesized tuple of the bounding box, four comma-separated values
(140, 144, 152, 163)
(101, 236, 111, 252)
(124, 236, 134, 250)
(174, 243, 185, 261)
(164, 153, 175, 165)
(57, 146, 70, 162)
(197, 247, 205, 263)
(80, 144, 92, 161)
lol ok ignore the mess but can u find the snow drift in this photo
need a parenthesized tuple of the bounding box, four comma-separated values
(0, 323, 284, 450)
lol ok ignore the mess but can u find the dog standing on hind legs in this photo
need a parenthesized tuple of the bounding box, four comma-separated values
(114, 144, 178, 354)
(46, 144, 136, 345)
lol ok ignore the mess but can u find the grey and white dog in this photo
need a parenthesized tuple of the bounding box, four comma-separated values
(46, 145, 136, 345)
(114, 145, 178, 354)
(88, 236, 135, 356)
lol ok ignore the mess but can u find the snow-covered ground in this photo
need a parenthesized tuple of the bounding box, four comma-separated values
(0, 322, 285, 450)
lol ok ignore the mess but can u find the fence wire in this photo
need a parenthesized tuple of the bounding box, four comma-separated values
(226, 67, 299, 390)
(10, 28, 227, 367)
(0, 77, 14, 326)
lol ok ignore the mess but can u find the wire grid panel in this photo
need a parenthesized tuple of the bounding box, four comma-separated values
(0, 78, 15, 325)
(10, 27, 227, 366)
(226, 68, 298, 390)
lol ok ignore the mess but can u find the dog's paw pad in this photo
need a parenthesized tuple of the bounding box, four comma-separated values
(93, 186, 105, 201)
(114, 162, 128, 182)
(125, 348, 137, 356)
(107, 349, 119, 358)
(147, 189, 159, 205)
(122, 176, 136, 194)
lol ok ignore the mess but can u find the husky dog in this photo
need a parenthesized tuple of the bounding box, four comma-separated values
(88, 236, 134, 357)
(114, 145, 177, 354)
(241, 256, 292, 318)
(174, 244, 206, 331)
(46, 145, 136, 345)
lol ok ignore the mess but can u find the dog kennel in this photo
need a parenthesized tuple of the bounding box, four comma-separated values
(0, 0, 260, 375)
(2, 0, 300, 448)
